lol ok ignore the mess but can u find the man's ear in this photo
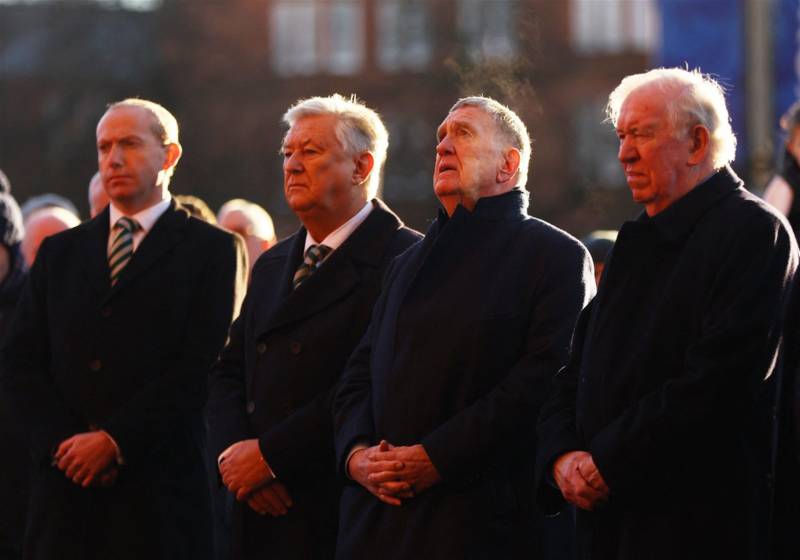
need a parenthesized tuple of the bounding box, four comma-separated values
(353, 151, 375, 185)
(497, 147, 521, 184)
(687, 125, 710, 166)
(163, 143, 182, 171)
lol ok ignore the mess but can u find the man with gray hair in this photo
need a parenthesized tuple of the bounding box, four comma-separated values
(207, 94, 420, 559)
(218, 198, 278, 279)
(536, 68, 798, 559)
(332, 96, 593, 558)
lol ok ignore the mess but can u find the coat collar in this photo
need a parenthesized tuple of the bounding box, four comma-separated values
(256, 199, 404, 336)
(433, 188, 530, 232)
(638, 166, 742, 243)
(81, 200, 189, 301)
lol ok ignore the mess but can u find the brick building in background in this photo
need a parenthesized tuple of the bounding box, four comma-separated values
(0, 0, 656, 238)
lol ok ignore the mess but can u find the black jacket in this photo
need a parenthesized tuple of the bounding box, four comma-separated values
(0, 201, 246, 560)
(536, 167, 798, 560)
(208, 199, 420, 559)
(334, 189, 593, 559)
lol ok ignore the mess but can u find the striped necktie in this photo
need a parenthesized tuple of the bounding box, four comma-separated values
(293, 244, 331, 289)
(109, 216, 141, 286)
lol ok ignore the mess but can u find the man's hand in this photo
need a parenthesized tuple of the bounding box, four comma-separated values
(246, 480, 293, 516)
(347, 440, 411, 506)
(54, 431, 117, 488)
(552, 451, 609, 511)
(367, 444, 441, 497)
(219, 439, 273, 501)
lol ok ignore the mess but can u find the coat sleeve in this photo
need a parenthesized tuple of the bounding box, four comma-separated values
(588, 211, 797, 500)
(103, 232, 247, 465)
(534, 299, 595, 513)
(420, 241, 595, 484)
(0, 238, 84, 465)
(206, 290, 250, 464)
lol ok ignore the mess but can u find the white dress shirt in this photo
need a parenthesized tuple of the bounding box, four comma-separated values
(303, 199, 374, 256)
(108, 195, 172, 254)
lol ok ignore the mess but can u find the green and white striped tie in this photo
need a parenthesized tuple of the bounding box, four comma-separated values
(293, 244, 331, 289)
(109, 217, 141, 286)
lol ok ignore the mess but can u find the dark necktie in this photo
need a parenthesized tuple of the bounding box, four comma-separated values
(109, 216, 141, 286)
(293, 244, 331, 289)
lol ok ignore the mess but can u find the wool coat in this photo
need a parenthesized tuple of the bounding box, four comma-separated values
(536, 167, 798, 560)
(334, 189, 594, 559)
(207, 199, 420, 559)
(0, 202, 246, 560)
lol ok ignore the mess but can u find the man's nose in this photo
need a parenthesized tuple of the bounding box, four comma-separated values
(284, 152, 302, 173)
(436, 134, 454, 156)
(618, 136, 637, 163)
(107, 145, 124, 168)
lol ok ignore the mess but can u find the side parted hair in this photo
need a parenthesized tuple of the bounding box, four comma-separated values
(449, 96, 532, 188)
(606, 67, 737, 170)
(282, 94, 389, 198)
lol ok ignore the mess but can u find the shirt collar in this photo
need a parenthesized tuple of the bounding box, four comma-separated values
(109, 194, 172, 233)
(304, 199, 374, 253)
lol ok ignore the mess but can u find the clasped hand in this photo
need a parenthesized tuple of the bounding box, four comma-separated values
(348, 440, 441, 507)
(54, 431, 118, 488)
(218, 439, 294, 516)
(552, 450, 609, 511)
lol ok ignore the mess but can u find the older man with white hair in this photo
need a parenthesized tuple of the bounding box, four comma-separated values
(207, 94, 420, 559)
(537, 68, 798, 560)
(332, 96, 593, 558)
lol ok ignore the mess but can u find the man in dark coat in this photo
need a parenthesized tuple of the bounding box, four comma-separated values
(536, 68, 798, 560)
(207, 94, 421, 559)
(333, 96, 594, 559)
(0, 184, 28, 560)
(0, 99, 246, 560)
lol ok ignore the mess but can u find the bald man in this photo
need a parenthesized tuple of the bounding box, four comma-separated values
(21, 206, 81, 267)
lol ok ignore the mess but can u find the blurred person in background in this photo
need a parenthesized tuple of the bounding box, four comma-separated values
(208, 94, 420, 560)
(20, 193, 80, 224)
(175, 194, 217, 225)
(21, 206, 80, 267)
(0, 176, 28, 560)
(763, 100, 800, 239)
(218, 198, 278, 278)
(88, 172, 110, 218)
(581, 230, 617, 288)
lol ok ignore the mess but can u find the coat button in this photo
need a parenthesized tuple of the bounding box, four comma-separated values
(246, 401, 256, 414)
(89, 359, 103, 372)
(289, 341, 302, 355)
(101, 306, 112, 318)
(256, 342, 267, 354)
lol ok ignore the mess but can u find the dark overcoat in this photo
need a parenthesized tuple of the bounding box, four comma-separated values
(207, 199, 421, 559)
(536, 167, 798, 560)
(333, 189, 594, 559)
(0, 202, 246, 560)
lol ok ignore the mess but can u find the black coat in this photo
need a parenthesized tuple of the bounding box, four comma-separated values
(207, 199, 420, 560)
(536, 167, 798, 560)
(0, 202, 246, 560)
(334, 189, 594, 559)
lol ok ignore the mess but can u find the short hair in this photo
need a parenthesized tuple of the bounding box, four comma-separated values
(105, 98, 181, 181)
(175, 194, 217, 225)
(606, 67, 737, 170)
(449, 96, 532, 188)
(107, 98, 180, 146)
(780, 100, 800, 133)
(218, 198, 275, 242)
(20, 193, 80, 224)
(282, 94, 389, 198)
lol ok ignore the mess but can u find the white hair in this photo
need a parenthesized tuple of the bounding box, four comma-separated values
(449, 96, 532, 188)
(218, 198, 276, 242)
(282, 94, 389, 198)
(606, 67, 737, 169)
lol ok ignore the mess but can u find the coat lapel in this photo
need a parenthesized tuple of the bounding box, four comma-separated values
(108, 201, 188, 298)
(80, 206, 113, 298)
(256, 199, 403, 337)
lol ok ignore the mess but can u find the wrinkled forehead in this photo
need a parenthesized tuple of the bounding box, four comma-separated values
(283, 113, 340, 147)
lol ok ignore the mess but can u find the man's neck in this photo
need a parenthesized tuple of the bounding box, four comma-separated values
(299, 200, 366, 242)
